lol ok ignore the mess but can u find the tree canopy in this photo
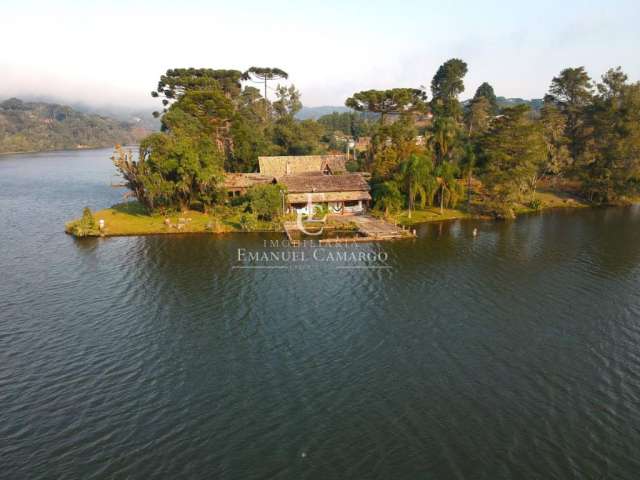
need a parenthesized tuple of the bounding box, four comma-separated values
(473, 82, 499, 115)
(430, 58, 468, 117)
(242, 67, 289, 100)
(345, 88, 428, 122)
(112, 61, 640, 219)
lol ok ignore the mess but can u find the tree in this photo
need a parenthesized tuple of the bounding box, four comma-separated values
(317, 111, 370, 138)
(69, 207, 97, 237)
(372, 180, 403, 216)
(117, 69, 231, 212)
(464, 96, 491, 137)
(400, 153, 437, 218)
(539, 101, 571, 178)
(597, 67, 628, 99)
(429, 59, 468, 168)
(430, 58, 468, 118)
(546, 67, 594, 160)
(228, 86, 272, 172)
(435, 161, 463, 214)
(138, 125, 224, 212)
(247, 184, 284, 220)
(272, 118, 324, 156)
(581, 69, 640, 203)
(81, 207, 95, 229)
(346, 88, 429, 180)
(345, 88, 428, 124)
(367, 118, 420, 179)
(473, 82, 499, 115)
(459, 142, 477, 207)
(430, 115, 460, 163)
(151, 68, 243, 118)
(479, 105, 546, 213)
(272, 84, 302, 118)
(242, 67, 289, 101)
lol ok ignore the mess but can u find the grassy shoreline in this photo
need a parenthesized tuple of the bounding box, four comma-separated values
(65, 188, 597, 238)
(382, 187, 590, 228)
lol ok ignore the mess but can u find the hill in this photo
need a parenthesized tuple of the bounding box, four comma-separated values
(496, 96, 544, 111)
(0, 98, 151, 154)
(296, 105, 350, 120)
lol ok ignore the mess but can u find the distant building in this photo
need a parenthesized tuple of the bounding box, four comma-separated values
(354, 137, 370, 152)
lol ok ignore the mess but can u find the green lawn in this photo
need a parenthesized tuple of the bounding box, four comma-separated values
(377, 187, 589, 227)
(65, 202, 281, 237)
(66, 187, 594, 238)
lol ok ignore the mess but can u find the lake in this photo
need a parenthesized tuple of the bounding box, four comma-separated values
(2, 148, 640, 479)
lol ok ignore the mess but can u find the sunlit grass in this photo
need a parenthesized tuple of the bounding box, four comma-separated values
(65, 202, 281, 236)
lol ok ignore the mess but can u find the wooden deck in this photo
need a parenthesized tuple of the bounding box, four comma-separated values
(284, 215, 414, 244)
(349, 215, 414, 240)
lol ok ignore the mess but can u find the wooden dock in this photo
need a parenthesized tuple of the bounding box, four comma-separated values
(283, 221, 299, 245)
(350, 216, 414, 240)
(284, 215, 414, 244)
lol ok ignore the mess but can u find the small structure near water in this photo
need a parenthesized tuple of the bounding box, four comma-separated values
(223, 154, 372, 214)
(258, 154, 372, 215)
(224, 154, 412, 243)
(284, 215, 415, 245)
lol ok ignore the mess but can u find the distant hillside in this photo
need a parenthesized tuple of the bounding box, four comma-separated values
(6, 94, 161, 132)
(301, 100, 544, 121)
(0, 98, 151, 154)
(296, 105, 350, 120)
(496, 97, 544, 111)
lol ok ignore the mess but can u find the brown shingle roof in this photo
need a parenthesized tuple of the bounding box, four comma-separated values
(258, 154, 346, 177)
(223, 173, 274, 189)
(287, 191, 371, 203)
(277, 173, 369, 193)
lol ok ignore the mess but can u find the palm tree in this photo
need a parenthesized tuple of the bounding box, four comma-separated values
(373, 181, 403, 217)
(435, 161, 463, 214)
(400, 153, 437, 218)
(431, 116, 458, 163)
(460, 143, 476, 208)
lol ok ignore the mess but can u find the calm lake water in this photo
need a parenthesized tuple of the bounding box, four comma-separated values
(2, 149, 640, 479)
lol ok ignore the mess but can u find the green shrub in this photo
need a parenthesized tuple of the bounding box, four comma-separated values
(528, 198, 542, 210)
(247, 184, 284, 220)
(229, 195, 248, 208)
(70, 207, 98, 236)
(372, 180, 403, 216)
(239, 213, 257, 231)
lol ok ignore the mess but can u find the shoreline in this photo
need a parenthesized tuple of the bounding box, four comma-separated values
(0, 144, 140, 157)
(65, 190, 602, 239)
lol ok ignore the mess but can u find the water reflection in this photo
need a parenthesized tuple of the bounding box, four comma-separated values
(3, 150, 640, 479)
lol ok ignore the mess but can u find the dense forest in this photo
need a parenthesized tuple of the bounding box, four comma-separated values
(0, 98, 147, 154)
(113, 62, 640, 217)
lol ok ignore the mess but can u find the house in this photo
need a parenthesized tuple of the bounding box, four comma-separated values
(278, 172, 371, 215)
(222, 173, 275, 197)
(258, 154, 348, 178)
(354, 137, 370, 152)
(257, 154, 371, 215)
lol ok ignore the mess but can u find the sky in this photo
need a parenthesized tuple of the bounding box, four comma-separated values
(1, 0, 639, 111)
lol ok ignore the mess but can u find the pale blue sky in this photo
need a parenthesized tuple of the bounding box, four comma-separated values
(1, 0, 638, 109)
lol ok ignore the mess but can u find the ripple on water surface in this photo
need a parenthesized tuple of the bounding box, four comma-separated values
(2, 151, 640, 478)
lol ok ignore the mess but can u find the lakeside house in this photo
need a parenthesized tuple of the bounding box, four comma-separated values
(223, 154, 371, 215)
(258, 154, 348, 177)
(223, 173, 274, 197)
(259, 154, 371, 215)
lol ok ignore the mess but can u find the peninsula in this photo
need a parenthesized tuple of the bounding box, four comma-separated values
(66, 63, 640, 238)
